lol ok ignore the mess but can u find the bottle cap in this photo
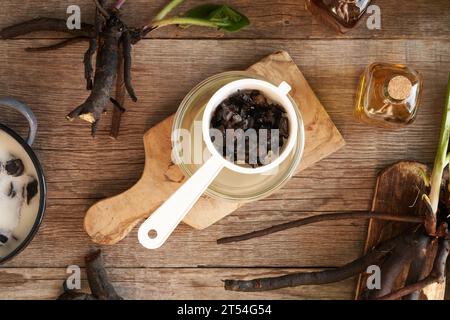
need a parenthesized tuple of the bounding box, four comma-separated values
(387, 75, 412, 101)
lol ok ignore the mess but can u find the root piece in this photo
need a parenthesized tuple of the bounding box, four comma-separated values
(0, 18, 94, 39)
(84, 38, 98, 90)
(217, 212, 424, 245)
(94, 0, 111, 18)
(26, 36, 90, 52)
(85, 249, 123, 300)
(58, 291, 96, 300)
(367, 230, 422, 299)
(66, 18, 121, 135)
(122, 31, 137, 102)
(95, 0, 107, 34)
(224, 233, 411, 292)
(110, 50, 126, 139)
(110, 98, 126, 113)
(403, 234, 432, 300)
(376, 239, 449, 300)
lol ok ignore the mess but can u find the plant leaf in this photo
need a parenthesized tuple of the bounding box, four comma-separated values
(185, 4, 250, 32)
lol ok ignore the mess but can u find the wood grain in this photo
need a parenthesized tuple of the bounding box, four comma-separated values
(1, 0, 449, 40)
(0, 5, 449, 298)
(0, 267, 355, 300)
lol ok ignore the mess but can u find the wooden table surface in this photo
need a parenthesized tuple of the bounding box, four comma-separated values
(0, 0, 449, 300)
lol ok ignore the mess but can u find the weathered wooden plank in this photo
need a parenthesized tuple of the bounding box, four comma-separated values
(1, 39, 448, 122)
(1, 0, 449, 40)
(0, 33, 449, 299)
(0, 267, 354, 300)
(0, 39, 447, 163)
(0, 39, 447, 271)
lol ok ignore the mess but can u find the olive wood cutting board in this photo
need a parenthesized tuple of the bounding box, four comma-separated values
(84, 50, 346, 245)
(355, 161, 445, 300)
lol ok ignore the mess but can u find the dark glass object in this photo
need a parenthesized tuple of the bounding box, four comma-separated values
(306, 0, 372, 33)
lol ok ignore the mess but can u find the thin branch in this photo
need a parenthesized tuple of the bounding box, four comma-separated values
(113, 0, 127, 10)
(224, 233, 412, 292)
(376, 239, 449, 300)
(154, 0, 185, 21)
(110, 46, 126, 139)
(25, 36, 90, 52)
(217, 212, 424, 245)
(93, 0, 110, 18)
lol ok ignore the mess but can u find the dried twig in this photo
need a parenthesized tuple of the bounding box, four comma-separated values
(217, 212, 424, 245)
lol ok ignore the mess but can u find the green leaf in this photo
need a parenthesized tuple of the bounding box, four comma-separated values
(185, 4, 250, 32)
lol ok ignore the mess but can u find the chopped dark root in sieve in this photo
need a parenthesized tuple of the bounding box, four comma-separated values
(210, 90, 289, 167)
(5, 159, 24, 177)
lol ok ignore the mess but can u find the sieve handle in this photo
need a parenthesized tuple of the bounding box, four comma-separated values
(138, 156, 224, 249)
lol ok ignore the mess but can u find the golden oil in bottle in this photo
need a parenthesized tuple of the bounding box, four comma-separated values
(355, 63, 423, 128)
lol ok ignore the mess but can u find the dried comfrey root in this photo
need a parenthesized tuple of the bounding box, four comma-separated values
(1, 0, 249, 137)
(220, 76, 450, 299)
(58, 249, 123, 300)
(224, 231, 416, 292)
(221, 214, 450, 299)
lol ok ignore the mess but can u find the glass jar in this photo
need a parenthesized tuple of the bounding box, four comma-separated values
(172, 71, 304, 202)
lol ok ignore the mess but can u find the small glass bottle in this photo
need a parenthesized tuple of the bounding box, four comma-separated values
(305, 0, 372, 33)
(355, 63, 423, 128)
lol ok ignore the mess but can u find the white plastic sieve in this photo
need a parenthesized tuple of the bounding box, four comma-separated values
(138, 79, 303, 249)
